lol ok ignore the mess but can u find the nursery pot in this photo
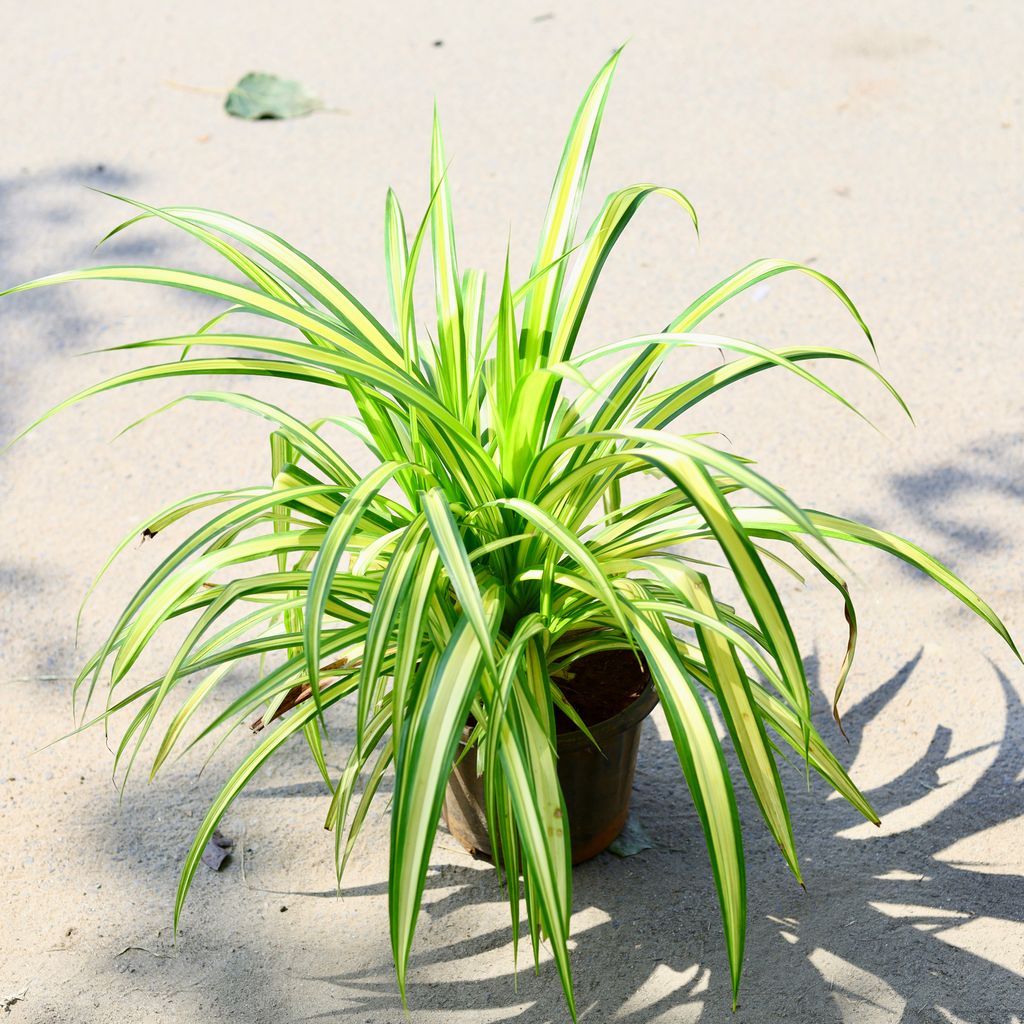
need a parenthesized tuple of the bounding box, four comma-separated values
(442, 653, 658, 865)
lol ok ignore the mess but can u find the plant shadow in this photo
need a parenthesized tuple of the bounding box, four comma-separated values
(0, 163, 213, 436)
(293, 651, 1024, 1023)
(884, 429, 1024, 561)
(14, 632, 1023, 1022)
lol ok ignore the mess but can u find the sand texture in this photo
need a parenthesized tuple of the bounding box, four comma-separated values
(1, 1, 1022, 1021)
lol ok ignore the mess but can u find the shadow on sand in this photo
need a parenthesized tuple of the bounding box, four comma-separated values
(211, 651, 1024, 1023)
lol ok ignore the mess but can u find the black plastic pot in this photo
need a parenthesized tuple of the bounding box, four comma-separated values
(442, 679, 658, 865)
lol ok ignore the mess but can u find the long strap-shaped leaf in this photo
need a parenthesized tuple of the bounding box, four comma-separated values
(731, 507, 1020, 657)
(462, 266, 487, 419)
(356, 516, 428, 750)
(96, 195, 342, 354)
(642, 558, 801, 881)
(14, 337, 501, 509)
(336, 732, 395, 885)
(515, 185, 698, 481)
(162, 205, 402, 361)
(493, 248, 519, 477)
(113, 527, 333, 686)
(666, 258, 875, 353)
(82, 484, 346, 708)
(0, 266, 392, 366)
(547, 184, 698, 368)
(629, 448, 815, 751)
(190, 623, 370, 745)
(138, 573, 326, 778)
(389, 588, 502, 1004)
(305, 462, 417, 713)
(429, 109, 468, 416)
(422, 489, 501, 683)
(479, 641, 575, 1018)
(122, 391, 361, 486)
(390, 544, 442, 742)
(678, 646, 879, 823)
(565, 331, 906, 441)
(520, 46, 623, 370)
(73, 484, 265, 650)
(623, 598, 746, 1008)
(174, 673, 361, 935)
(637, 346, 906, 430)
(760, 533, 859, 734)
(485, 496, 632, 636)
(384, 188, 416, 359)
(527, 430, 821, 548)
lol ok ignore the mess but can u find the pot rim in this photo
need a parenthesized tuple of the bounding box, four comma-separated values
(457, 677, 658, 752)
(555, 676, 658, 752)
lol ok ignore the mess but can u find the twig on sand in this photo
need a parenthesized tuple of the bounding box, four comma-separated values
(2, 983, 29, 1013)
(114, 945, 175, 960)
(163, 79, 223, 97)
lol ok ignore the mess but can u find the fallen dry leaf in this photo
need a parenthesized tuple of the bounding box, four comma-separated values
(200, 829, 235, 871)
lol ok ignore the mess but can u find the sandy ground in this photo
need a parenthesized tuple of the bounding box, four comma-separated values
(2, 1, 1023, 1021)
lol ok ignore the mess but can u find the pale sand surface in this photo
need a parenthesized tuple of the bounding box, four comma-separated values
(1, 2, 1023, 1021)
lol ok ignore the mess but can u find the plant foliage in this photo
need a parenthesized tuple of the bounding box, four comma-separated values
(5, 48, 1017, 1017)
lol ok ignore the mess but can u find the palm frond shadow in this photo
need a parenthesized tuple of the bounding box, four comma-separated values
(300, 651, 1024, 1022)
(885, 429, 1024, 558)
(0, 164, 211, 433)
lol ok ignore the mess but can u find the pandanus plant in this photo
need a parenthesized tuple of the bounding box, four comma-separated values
(5, 47, 1016, 1017)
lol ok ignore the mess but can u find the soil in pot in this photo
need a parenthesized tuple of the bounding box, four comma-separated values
(551, 648, 650, 732)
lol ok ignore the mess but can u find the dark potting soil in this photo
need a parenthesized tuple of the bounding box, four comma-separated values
(553, 647, 649, 733)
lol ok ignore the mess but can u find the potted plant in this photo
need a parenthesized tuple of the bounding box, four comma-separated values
(5, 48, 1016, 1018)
